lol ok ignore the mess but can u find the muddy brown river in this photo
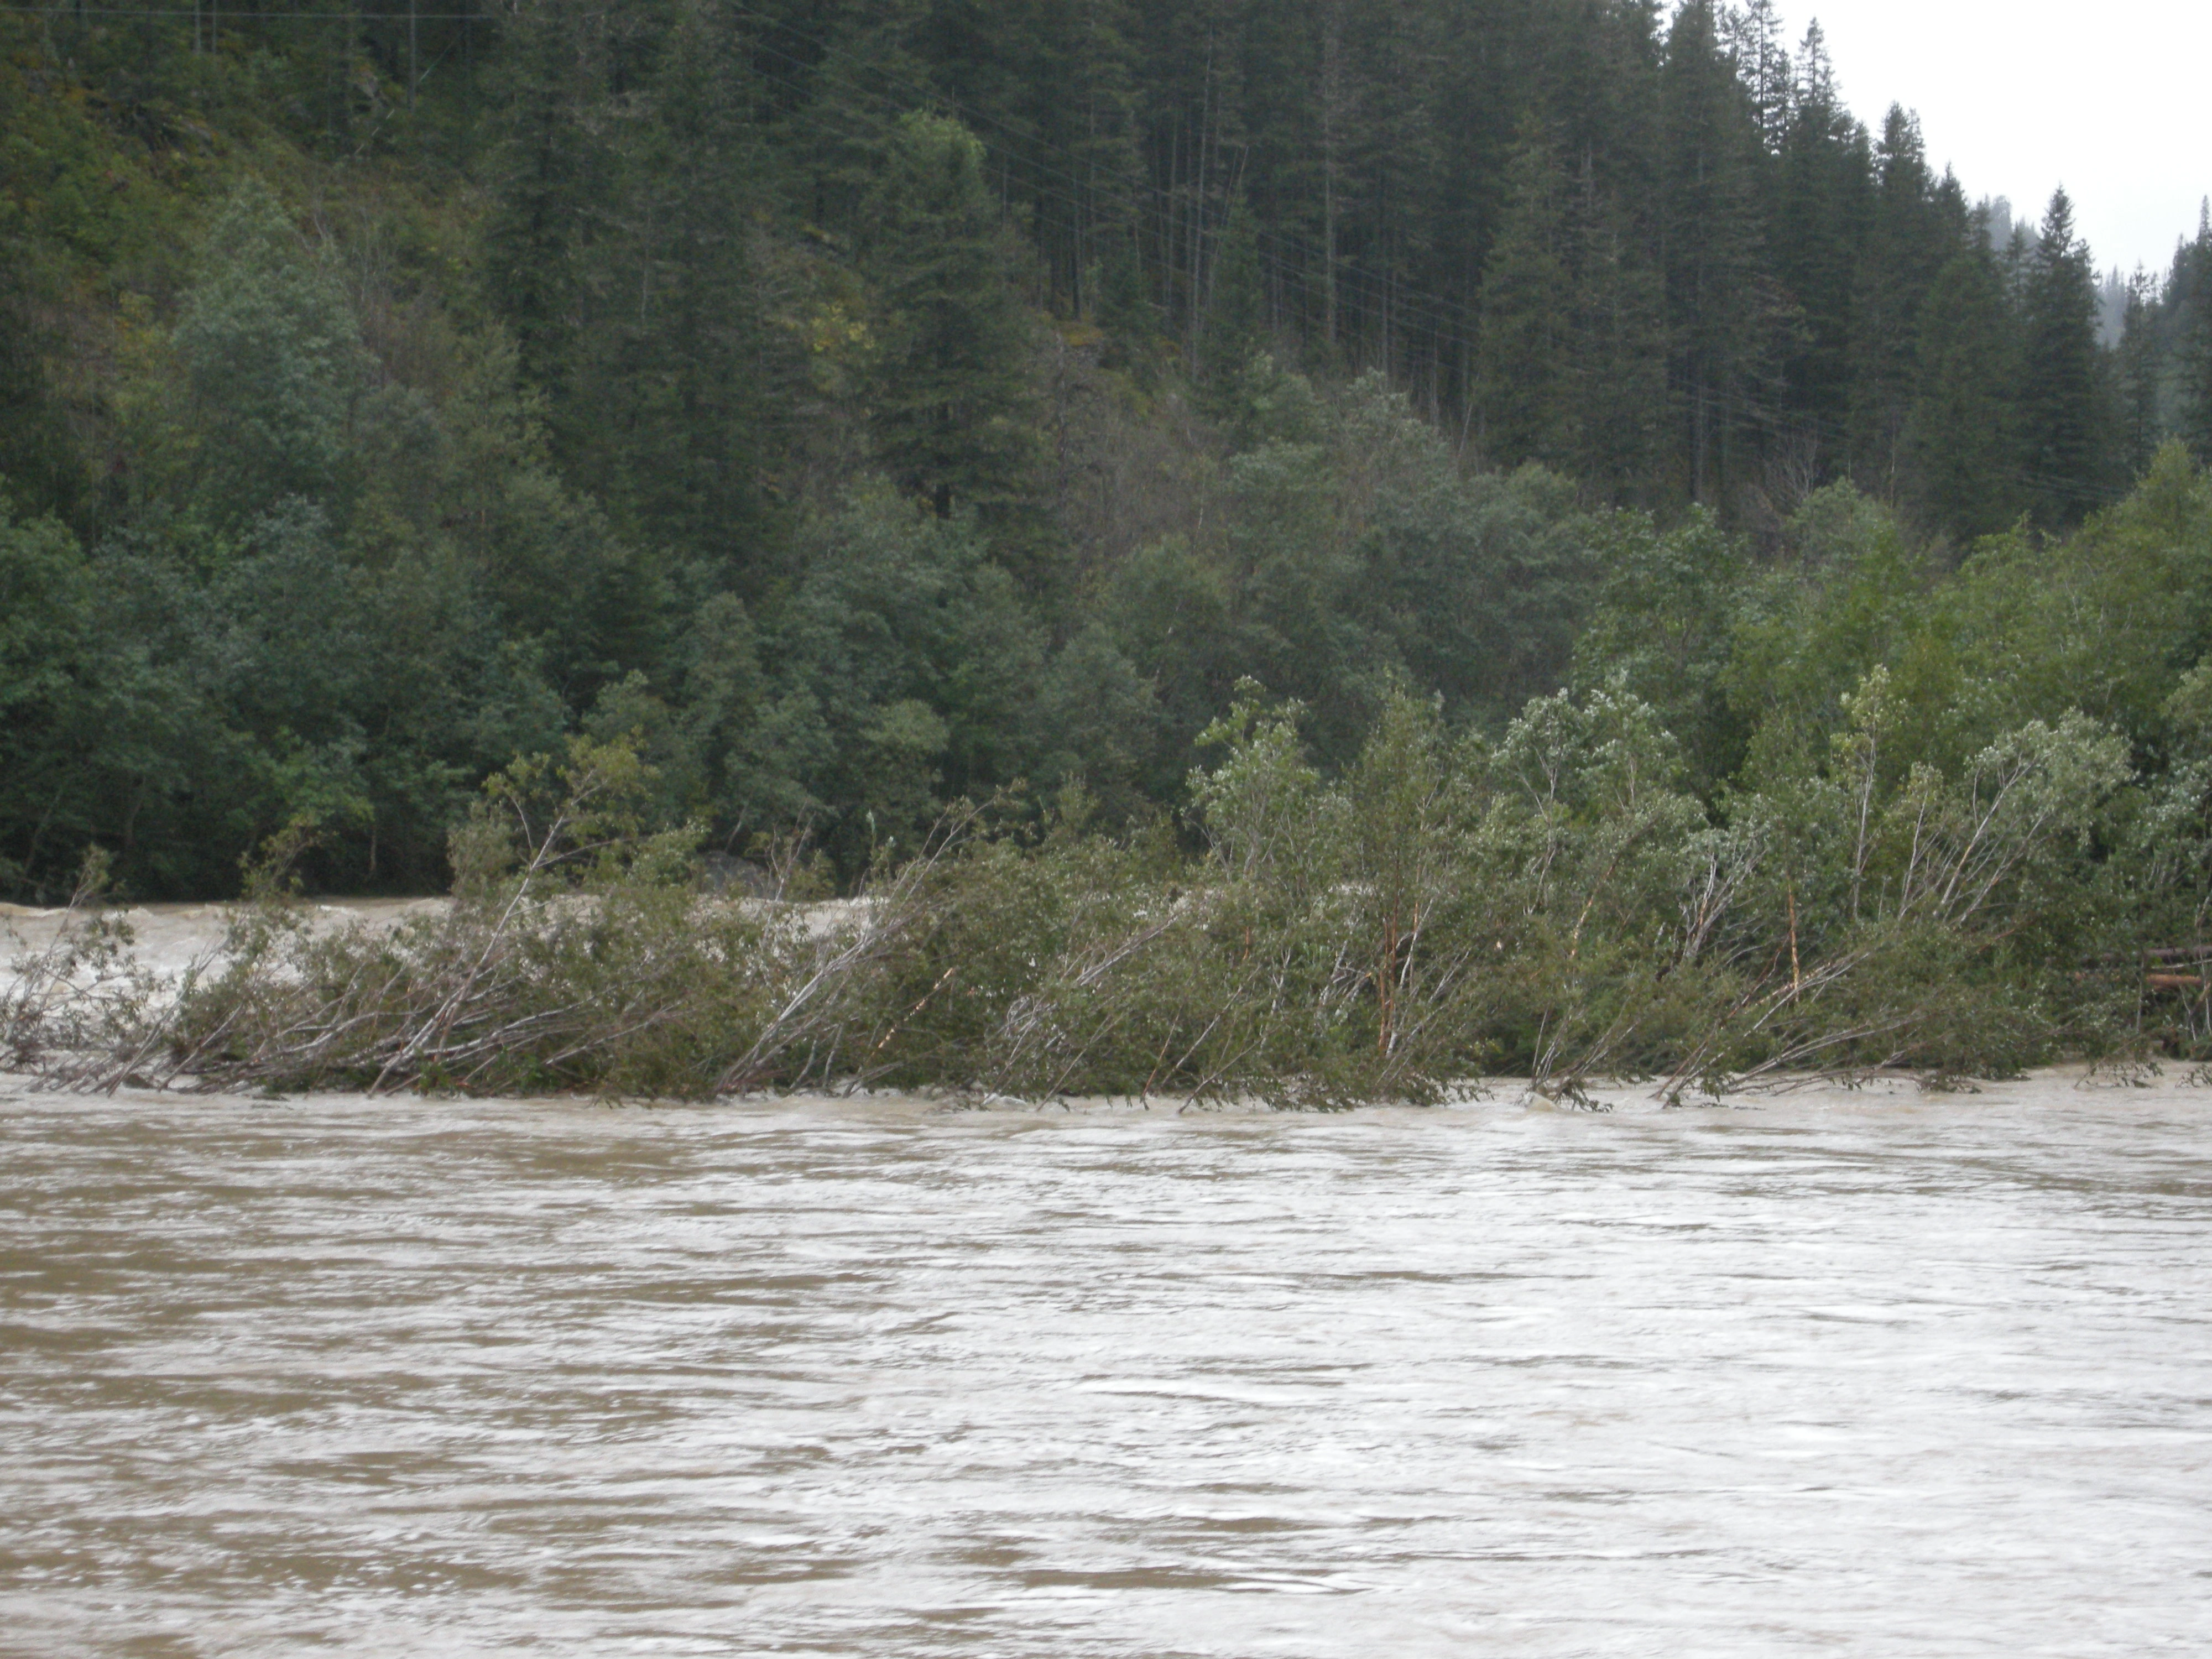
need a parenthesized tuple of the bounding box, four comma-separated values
(2, 1077, 2208, 1656)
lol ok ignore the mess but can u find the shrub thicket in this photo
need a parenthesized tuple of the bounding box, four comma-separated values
(10, 669, 2172, 1104)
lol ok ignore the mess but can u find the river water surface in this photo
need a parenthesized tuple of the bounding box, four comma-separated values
(3, 1077, 2208, 1656)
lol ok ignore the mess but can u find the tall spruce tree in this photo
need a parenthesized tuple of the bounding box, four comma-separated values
(567, 0, 778, 583)
(481, 0, 636, 409)
(784, 0, 936, 237)
(1659, 0, 1773, 504)
(1564, 154, 1668, 501)
(2018, 188, 2107, 526)
(1721, 0, 1792, 153)
(1347, 0, 1448, 382)
(941, 0, 1144, 312)
(1094, 226, 1163, 374)
(1199, 196, 1267, 404)
(1846, 108, 1955, 494)
(1771, 26, 1870, 450)
(2182, 221, 2212, 466)
(1903, 245, 2022, 542)
(862, 113, 1045, 567)
(0, 235, 80, 521)
(1475, 131, 1573, 467)
(2114, 270, 2163, 480)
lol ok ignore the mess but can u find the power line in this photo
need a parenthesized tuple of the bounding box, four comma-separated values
(1, 5, 497, 17)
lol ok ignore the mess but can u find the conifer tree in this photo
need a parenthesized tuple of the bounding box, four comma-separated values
(2182, 219, 2212, 466)
(481, 0, 631, 407)
(786, 0, 936, 237)
(1564, 158, 1668, 501)
(1660, 0, 1773, 503)
(1199, 197, 1267, 404)
(1345, 0, 1448, 380)
(1771, 26, 1870, 444)
(568, 0, 778, 583)
(984, 0, 1145, 312)
(1094, 227, 1162, 375)
(862, 113, 1045, 562)
(1476, 131, 1573, 467)
(0, 235, 81, 521)
(1846, 108, 1954, 493)
(1721, 0, 1792, 153)
(2017, 189, 2107, 526)
(1903, 246, 2022, 542)
(2114, 270, 2163, 479)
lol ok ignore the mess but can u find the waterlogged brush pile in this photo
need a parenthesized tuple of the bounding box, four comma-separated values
(3, 674, 2198, 1105)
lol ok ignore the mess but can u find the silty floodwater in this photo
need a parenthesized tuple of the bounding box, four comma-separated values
(2, 1076, 2208, 1656)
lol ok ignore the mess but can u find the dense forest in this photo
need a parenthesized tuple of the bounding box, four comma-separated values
(4, 0, 2212, 914)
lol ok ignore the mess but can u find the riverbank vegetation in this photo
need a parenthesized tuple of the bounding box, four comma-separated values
(8, 3, 2212, 1095)
(12, 614, 2210, 1099)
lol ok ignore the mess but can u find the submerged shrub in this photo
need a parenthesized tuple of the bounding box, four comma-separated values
(141, 738, 938, 1098)
(14, 678, 2158, 1104)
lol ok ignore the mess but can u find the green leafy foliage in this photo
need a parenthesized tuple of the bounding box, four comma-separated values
(10, 1, 2212, 1095)
(163, 181, 374, 531)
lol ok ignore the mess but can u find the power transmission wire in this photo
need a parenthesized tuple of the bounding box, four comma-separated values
(1, 5, 495, 17)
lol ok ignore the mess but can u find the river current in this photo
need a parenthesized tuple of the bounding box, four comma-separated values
(2, 1076, 2208, 1656)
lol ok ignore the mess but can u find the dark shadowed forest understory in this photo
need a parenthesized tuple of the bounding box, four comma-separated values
(8, 1, 2212, 1095)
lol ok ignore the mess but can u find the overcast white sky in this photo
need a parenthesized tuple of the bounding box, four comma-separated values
(1791, 1, 2211, 275)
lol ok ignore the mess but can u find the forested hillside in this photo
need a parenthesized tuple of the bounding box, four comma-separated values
(4, 0, 2212, 905)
